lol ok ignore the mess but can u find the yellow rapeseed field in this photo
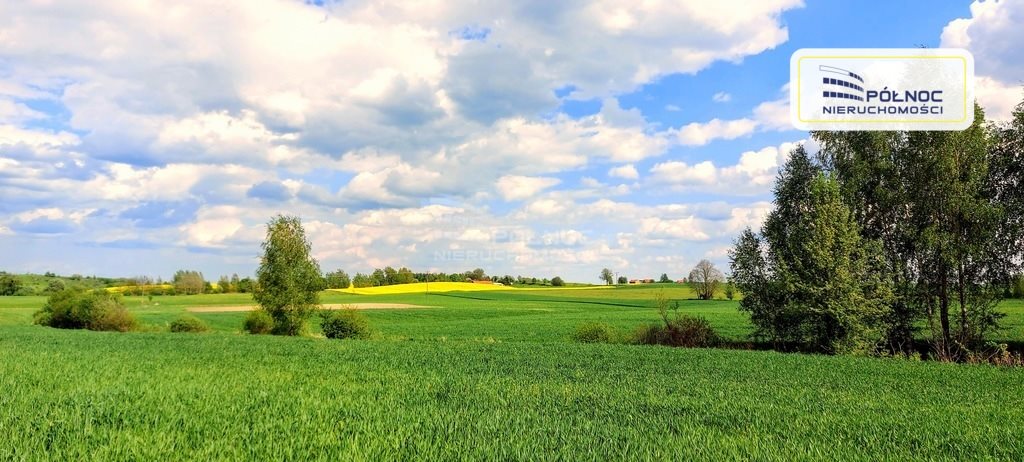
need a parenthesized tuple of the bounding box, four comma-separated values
(105, 284, 174, 293)
(328, 282, 607, 295)
(104, 282, 607, 295)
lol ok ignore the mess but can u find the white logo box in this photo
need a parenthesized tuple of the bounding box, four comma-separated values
(790, 48, 975, 131)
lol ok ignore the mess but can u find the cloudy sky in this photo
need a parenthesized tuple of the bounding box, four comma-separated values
(1, 0, 1022, 282)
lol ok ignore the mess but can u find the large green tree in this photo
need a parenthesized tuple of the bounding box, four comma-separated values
(254, 215, 324, 335)
(814, 103, 1021, 359)
(731, 147, 893, 354)
(987, 102, 1024, 299)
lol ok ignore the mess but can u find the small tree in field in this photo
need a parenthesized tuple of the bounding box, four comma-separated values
(723, 278, 736, 300)
(600, 268, 614, 285)
(254, 215, 324, 335)
(617, 276, 628, 284)
(172, 270, 205, 295)
(659, 273, 671, 283)
(688, 260, 723, 300)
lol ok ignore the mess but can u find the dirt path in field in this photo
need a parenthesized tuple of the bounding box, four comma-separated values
(187, 303, 435, 313)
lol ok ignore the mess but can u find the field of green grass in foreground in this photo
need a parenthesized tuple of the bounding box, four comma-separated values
(1, 285, 1024, 459)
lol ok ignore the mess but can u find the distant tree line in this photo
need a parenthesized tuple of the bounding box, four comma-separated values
(114, 271, 255, 296)
(322, 267, 567, 288)
(598, 264, 729, 301)
(1, 265, 580, 297)
(511, 275, 565, 286)
(730, 102, 1024, 360)
(0, 271, 139, 296)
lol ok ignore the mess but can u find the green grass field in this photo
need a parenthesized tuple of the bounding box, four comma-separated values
(2, 285, 1024, 459)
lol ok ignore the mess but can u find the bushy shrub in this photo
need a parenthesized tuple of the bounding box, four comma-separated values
(630, 316, 720, 348)
(571, 322, 617, 343)
(243, 309, 274, 334)
(89, 301, 139, 332)
(34, 289, 90, 328)
(170, 314, 210, 333)
(14, 286, 40, 296)
(320, 309, 370, 339)
(0, 273, 21, 296)
(670, 315, 720, 347)
(271, 316, 309, 336)
(44, 279, 65, 294)
(630, 323, 669, 345)
(629, 292, 720, 348)
(33, 289, 137, 332)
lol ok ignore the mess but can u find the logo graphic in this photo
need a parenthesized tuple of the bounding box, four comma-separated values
(820, 65, 865, 102)
(790, 48, 975, 131)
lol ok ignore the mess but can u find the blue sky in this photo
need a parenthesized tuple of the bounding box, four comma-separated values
(1, 0, 1021, 282)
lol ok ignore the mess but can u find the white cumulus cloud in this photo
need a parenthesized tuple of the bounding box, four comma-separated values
(608, 164, 640, 180)
(941, 0, 1024, 121)
(495, 175, 562, 201)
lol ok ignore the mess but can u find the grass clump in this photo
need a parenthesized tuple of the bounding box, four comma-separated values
(571, 322, 618, 343)
(320, 309, 370, 340)
(32, 288, 138, 332)
(243, 309, 274, 334)
(169, 314, 209, 333)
